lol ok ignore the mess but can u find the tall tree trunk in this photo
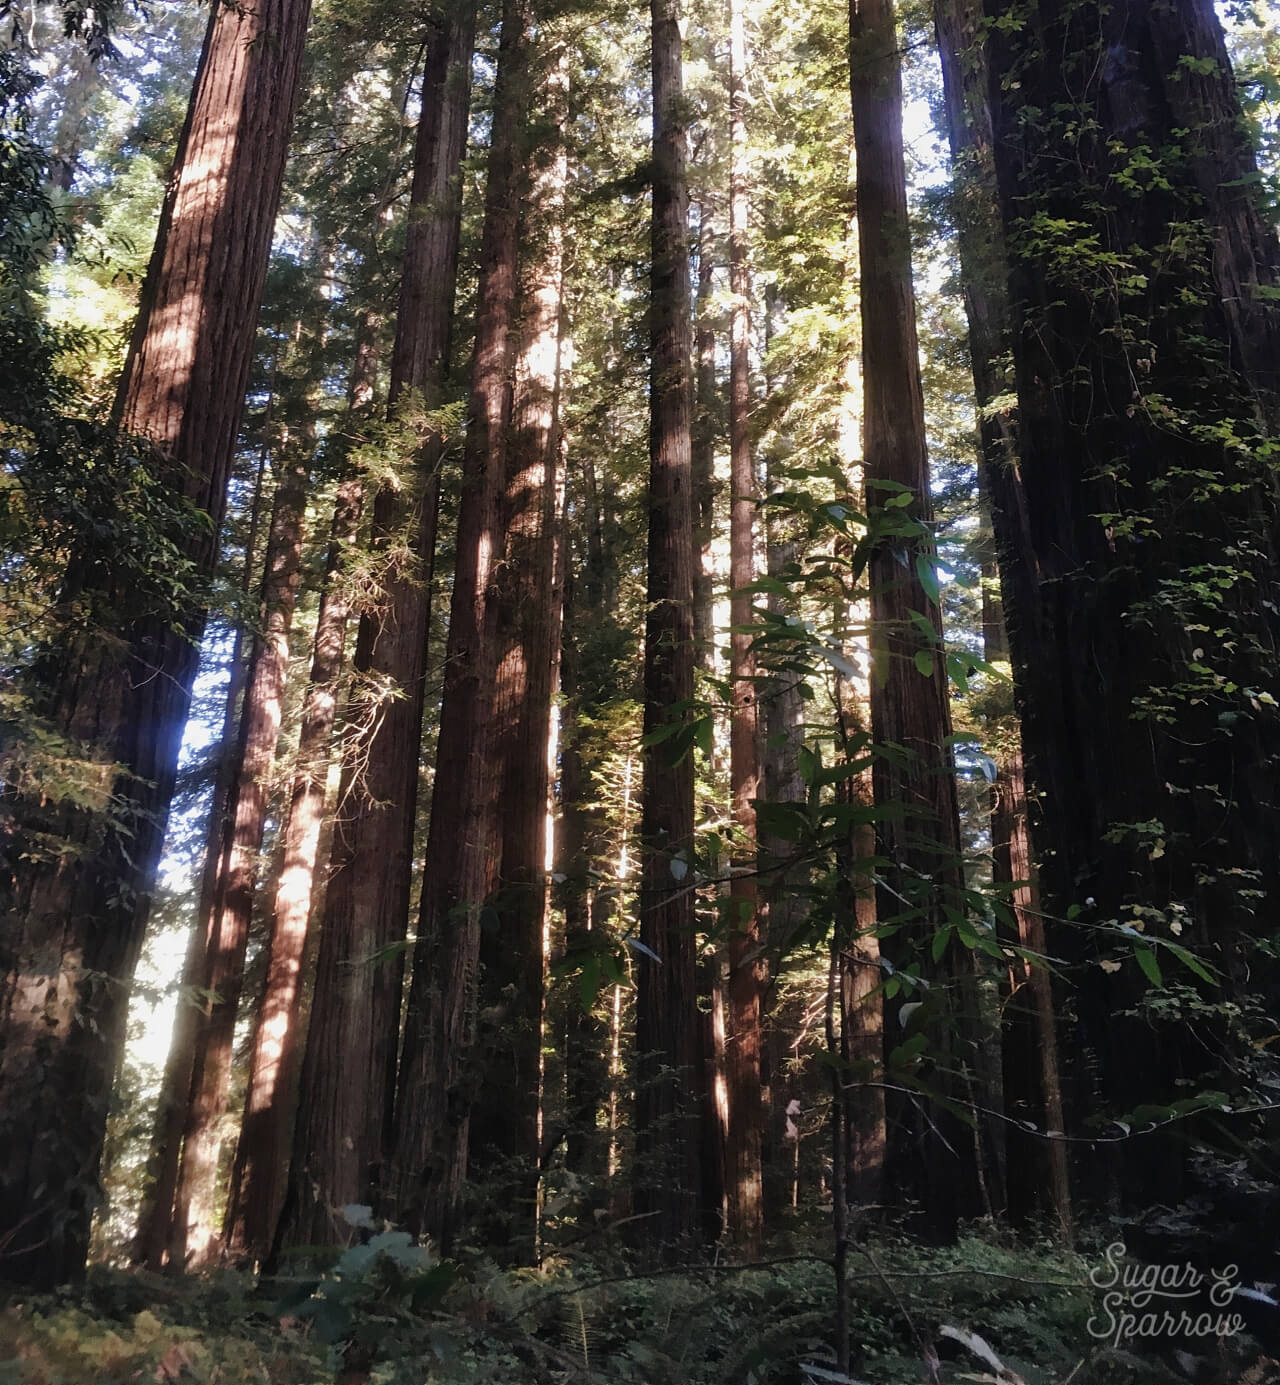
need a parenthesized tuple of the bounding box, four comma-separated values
(389, 0, 531, 1249)
(934, 0, 1070, 1238)
(759, 296, 806, 1219)
(223, 323, 376, 1261)
(633, 0, 701, 1259)
(556, 567, 609, 1180)
(691, 212, 717, 670)
(470, 49, 569, 1260)
(132, 439, 271, 1271)
(172, 453, 309, 1267)
(849, 0, 978, 1237)
(834, 403, 886, 1217)
(222, 473, 363, 1262)
(723, 0, 763, 1254)
(0, 0, 311, 1287)
(978, 0, 1280, 1209)
(277, 4, 477, 1252)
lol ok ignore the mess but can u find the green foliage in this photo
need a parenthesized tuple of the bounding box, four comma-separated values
(8, 1231, 1265, 1383)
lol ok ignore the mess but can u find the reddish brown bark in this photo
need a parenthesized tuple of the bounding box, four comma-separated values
(389, 0, 531, 1249)
(979, 0, 1280, 1213)
(850, 0, 978, 1235)
(723, 0, 763, 1254)
(278, 4, 476, 1253)
(173, 455, 309, 1267)
(691, 212, 717, 669)
(469, 50, 568, 1257)
(0, 0, 311, 1286)
(132, 440, 271, 1272)
(633, 0, 701, 1259)
(223, 448, 367, 1259)
(933, 0, 1067, 1235)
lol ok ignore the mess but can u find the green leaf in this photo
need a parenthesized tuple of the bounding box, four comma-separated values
(915, 553, 942, 604)
(1135, 946, 1163, 987)
(1162, 940, 1219, 986)
(908, 609, 936, 641)
(740, 575, 791, 596)
(913, 649, 934, 677)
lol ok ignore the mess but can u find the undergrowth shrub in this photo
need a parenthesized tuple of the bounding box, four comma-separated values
(0, 1230, 1273, 1383)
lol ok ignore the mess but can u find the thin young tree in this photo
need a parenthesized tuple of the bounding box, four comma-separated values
(0, 0, 313, 1286)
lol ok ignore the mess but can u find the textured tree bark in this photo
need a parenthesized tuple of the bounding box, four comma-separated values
(132, 440, 271, 1271)
(934, 0, 1071, 1240)
(0, 0, 311, 1287)
(633, 0, 702, 1259)
(223, 318, 373, 1261)
(470, 51, 569, 1259)
(389, 0, 530, 1250)
(849, 0, 979, 1236)
(277, 4, 476, 1253)
(172, 455, 309, 1267)
(691, 213, 718, 671)
(979, 0, 1280, 1209)
(759, 528, 804, 1223)
(723, 0, 764, 1254)
(223, 476, 362, 1262)
(555, 568, 610, 1180)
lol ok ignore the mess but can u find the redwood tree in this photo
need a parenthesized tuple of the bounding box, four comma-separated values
(633, 0, 702, 1257)
(723, 0, 764, 1252)
(0, 0, 312, 1286)
(934, 0, 1071, 1240)
(173, 452, 309, 1267)
(469, 48, 570, 1257)
(979, 0, 1280, 1208)
(389, 0, 532, 1248)
(224, 325, 375, 1262)
(278, 0, 477, 1251)
(850, 0, 979, 1236)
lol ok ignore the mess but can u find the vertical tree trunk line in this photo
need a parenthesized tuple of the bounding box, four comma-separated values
(132, 435, 272, 1271)
(224, 316, 378, 1261)
(933, 0, 1071, 1239)
(691, 212, 718, 670)
(0, 0, 312, 1285)
(723, 0, 764, 1254)
(278, 1, 477, 1253)
(634, 0, 701, 1258)
(833, 350, 886, 1216)
(172, 451, 311, 1267)
(390, 0, 532, 1249)
(470, 46, 570, 1257)
(978, 0, 1280, 1210)
(849, 0, 980, 1236)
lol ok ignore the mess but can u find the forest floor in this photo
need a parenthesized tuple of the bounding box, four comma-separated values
(2, 1228, 1277, 1384)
